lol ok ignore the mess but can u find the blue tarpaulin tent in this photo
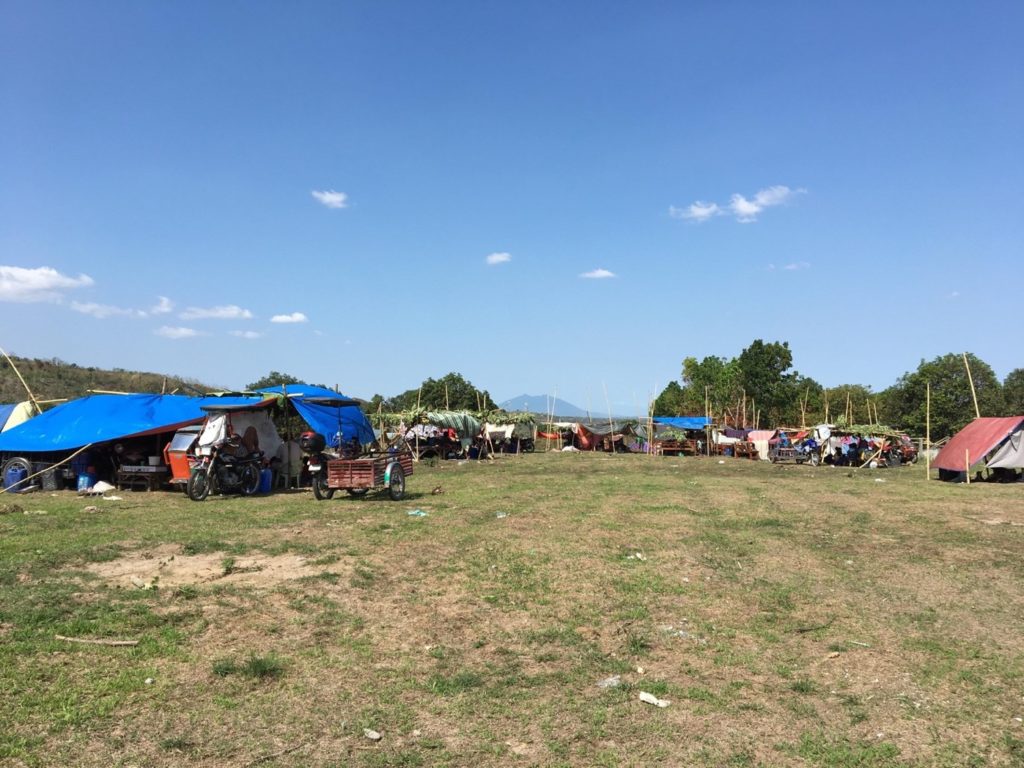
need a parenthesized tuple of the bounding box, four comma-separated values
(256, 385, 375, 446)
(0, 394, 263, 453)
(653, 416, 711, 431)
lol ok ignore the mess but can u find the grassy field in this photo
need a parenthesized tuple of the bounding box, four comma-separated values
(1, 451, 1022, 767)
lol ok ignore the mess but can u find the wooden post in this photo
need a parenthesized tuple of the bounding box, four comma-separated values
(602, 382, 615, 454)
(925, 382, 931, 480)
(824, 390, 829, 424)
(963, 352, 980, 419)
(965, 449, 970, 484)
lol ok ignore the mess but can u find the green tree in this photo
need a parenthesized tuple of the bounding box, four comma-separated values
(737, 340, 797, 425)
(682, 355, 742, 414)
(246, 371, 304, 390)
(883, 352, 1005, 439)
(822, 384, 878, 426)
(1004, 369, 1024, 415)
(389, 372, 495, 412)
(652, 381, 685, 416)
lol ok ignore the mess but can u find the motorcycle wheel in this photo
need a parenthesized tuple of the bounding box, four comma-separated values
(240, 464, 260, 496)
(312, 473, 335, 500)
(523, 440, 535, 453)
(187, 467, 211, 501)
(388, 465, 405, 501)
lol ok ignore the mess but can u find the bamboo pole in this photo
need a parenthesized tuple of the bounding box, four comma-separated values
(824, 390, 830, 424)
(705, 386, 712, 456)
(602, 382, 615, 453)
(925, 382, 931, 480)
(0, 347, 41, 415)
(965, 449, 970, 484)
(445, 383, 449, 410)
(963, 352, 980, 419)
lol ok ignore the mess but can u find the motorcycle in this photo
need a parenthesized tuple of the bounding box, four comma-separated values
(187, 435, 262, 501)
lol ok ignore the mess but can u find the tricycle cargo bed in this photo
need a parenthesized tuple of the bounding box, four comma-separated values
(311, 449, 414, 501)
(325, 451, 414, 489)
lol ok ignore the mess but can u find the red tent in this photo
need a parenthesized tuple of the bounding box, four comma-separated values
(933, 416, 1024, 472)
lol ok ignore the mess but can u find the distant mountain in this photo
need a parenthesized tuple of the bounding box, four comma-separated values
(499, 394, 589, 418)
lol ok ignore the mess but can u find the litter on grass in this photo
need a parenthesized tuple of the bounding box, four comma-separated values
(639, 691, 671, 708)
(407, 509, 428, 517)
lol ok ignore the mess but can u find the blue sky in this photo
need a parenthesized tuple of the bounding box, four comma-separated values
(1, 1, 1021, 412)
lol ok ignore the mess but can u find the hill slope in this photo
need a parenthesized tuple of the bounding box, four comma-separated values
(0, 355, 215, 404)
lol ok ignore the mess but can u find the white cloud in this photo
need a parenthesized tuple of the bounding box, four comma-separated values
(230, 330, 263, 339)
(783, 261, 811, 271)
(0, 265, 94, 303)
(270, 311, 308, 324)
(180, 304, 254, 320)
(155, 326, 202, 339)
(486, 252, 512, 266)
(729, 186, 802, 222)
(580, 268, 616, 279)
(673, 185, 804, 224)
(311, 190, 348, 209)
(669, 202, 721, 222)
(151, 296, 174, 315)
(70, 301, 145, 319)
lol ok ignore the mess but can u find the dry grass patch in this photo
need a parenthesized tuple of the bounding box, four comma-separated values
(1, 454, 1022, 766)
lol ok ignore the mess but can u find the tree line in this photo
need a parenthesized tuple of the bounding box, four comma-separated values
(652, 340, 1024, 440)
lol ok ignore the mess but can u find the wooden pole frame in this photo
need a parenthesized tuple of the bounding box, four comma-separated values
(926, 381, 931, 480)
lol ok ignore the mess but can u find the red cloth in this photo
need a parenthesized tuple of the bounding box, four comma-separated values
(933, 416, 1024, 471)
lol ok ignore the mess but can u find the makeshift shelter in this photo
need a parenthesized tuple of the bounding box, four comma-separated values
(256, 385, 374, 446)
(747, 430, 777, 461)
(571, 421, 639, 451)
(0, 394, 261, 454)
(0, 393, 263, 492)
(654, 416, 711, 431)
(933, 416, 1024, 474)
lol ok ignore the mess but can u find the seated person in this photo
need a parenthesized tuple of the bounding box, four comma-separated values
(240, 426, 261, 457)
(341, 435, 361, 459)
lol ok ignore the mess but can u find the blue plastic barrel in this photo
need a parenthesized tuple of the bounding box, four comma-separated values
(77, 473, 96, 492)
(258, 468, 273, 494)
(5, 466, 28, 493)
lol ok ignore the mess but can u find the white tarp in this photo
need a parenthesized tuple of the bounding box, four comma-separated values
(748, 430, 776, 461)
(1, 401, 36, 432)
(198, 410, 282, 458)
(987, 429, 1024, 469)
